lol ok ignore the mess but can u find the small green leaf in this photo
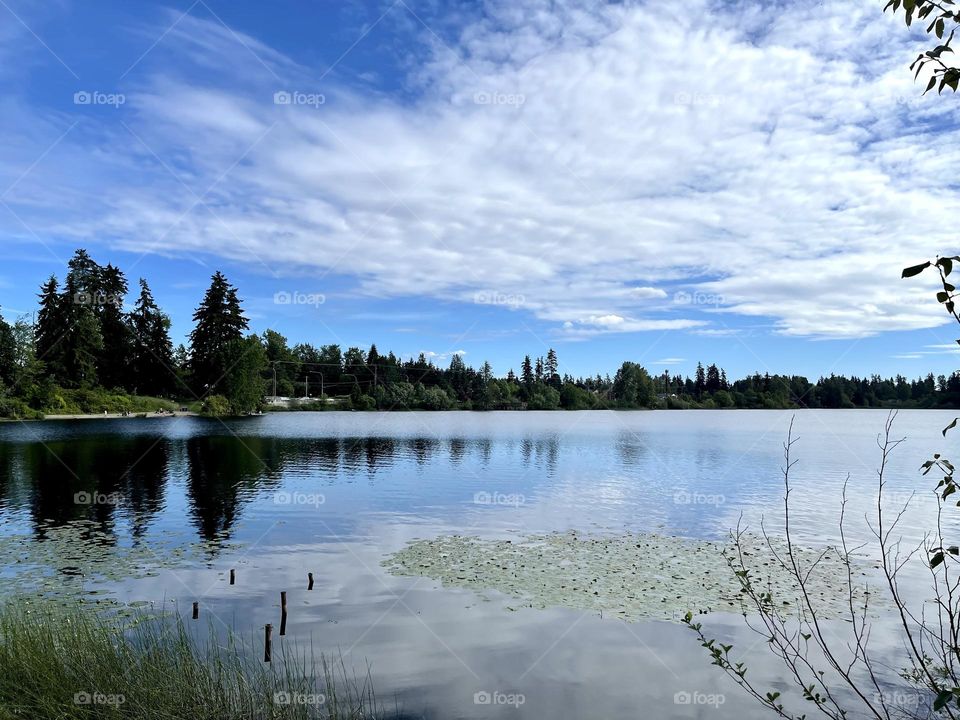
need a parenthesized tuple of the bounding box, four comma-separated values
(935, 689, 953, 711)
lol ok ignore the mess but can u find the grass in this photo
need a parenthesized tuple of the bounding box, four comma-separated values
(0, 601, 388, 719)
(41, 388, 181, 416)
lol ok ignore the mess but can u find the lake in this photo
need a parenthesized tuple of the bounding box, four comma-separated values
(0, 409, 952, 719)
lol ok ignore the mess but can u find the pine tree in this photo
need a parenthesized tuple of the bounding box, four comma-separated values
(481, 361, 493, 382)
(188, 272, 248, 392)
(0, 311, 16, 387)
(545, 348, 560, 388)
(129, 279, 176, 396)
(96, 263, 130, 390)
(61, 250, 105, 387)
(694, 362, 706, 399)
(35, 276, 67, 381)
(521, 355, 534, 388)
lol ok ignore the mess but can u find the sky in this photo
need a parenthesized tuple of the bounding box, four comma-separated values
(1, 0, 960, 382)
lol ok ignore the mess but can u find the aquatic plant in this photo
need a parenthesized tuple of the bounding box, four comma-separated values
(0, 600, 387, 719)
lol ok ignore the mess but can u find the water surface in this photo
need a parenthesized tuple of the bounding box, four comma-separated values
(0, 410, 950, 718)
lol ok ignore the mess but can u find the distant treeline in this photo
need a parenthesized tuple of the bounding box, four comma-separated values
(0, 249, 957, 417)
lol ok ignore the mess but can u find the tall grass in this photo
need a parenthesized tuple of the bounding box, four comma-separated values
(0, 602, 388, 719)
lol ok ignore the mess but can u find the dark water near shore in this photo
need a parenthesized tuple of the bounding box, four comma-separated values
(0, 410, 951, 718)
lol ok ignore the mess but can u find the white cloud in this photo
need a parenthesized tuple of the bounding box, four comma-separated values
(652, 358, 685, 365)
(629, 287, 668, 300)
(3, 0, 960, 339)
(420, 349, 467, 362)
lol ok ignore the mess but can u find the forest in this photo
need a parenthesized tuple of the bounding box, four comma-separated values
(0, 249, 957, 418)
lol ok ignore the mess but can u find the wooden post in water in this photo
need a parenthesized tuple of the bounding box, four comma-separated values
(280, 610, 288, 637)
(192, 602, 199, 620)
(264, 624, 273, 663)
(307, 573, 314, 590)
(229, 569, 235, 585)
(281, 591, 287, 612)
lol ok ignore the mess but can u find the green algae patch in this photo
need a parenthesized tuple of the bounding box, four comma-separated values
(0, 521, 242, 612)
(383, 531, 881, 622)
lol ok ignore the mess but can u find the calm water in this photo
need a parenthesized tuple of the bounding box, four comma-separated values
(0, 410, 953, 719)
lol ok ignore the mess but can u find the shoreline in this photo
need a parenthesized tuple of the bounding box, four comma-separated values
(8, 411, 200, 423)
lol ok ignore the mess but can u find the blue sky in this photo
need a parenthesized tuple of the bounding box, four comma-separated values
(1, 0, 960, 381)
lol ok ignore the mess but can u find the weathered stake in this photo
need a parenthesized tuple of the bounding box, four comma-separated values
(281, 591, 287, 612)
(307, 572, 314, 590)
(229, 569, 236, 585)
(264, 624, 273, 663)
(280, 610, 288, 637)
(192, 601, 199, 620)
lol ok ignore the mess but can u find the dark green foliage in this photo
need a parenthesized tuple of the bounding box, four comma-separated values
(94, 263, 131, 390)
(217, 336, 267, 415)
(129, 279, 176, 396)
(0, 311, 15, 387)
(188, 272, 248, 393)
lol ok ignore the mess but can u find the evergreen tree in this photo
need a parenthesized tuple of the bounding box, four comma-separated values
(96, 263, 130, 390)
(60, 251, 105, 387)
(35, 276, 67, 381)
(521, 355, 534, 388)
(694, 362, 706, 399)
(0, 311, 16, 387)
(545, 348, 560, 388)
(188, 272, 248, 392)
(129, 279, 176, 396)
